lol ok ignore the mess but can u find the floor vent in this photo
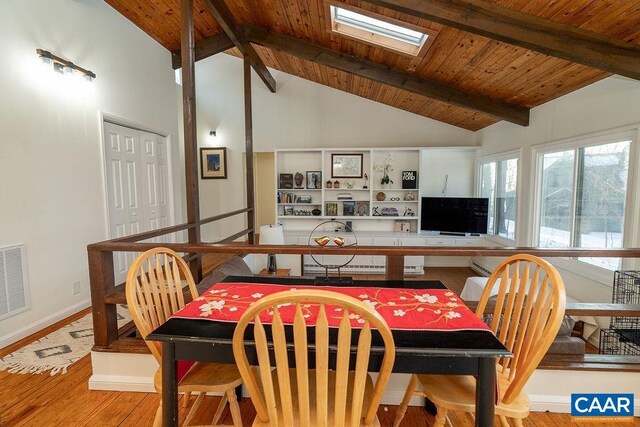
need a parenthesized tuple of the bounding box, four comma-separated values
(470, 260, 492, 277)
(0, 244, 30, 320)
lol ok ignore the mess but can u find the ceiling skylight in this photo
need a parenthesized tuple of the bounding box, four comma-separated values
(329, 5, 431, 56)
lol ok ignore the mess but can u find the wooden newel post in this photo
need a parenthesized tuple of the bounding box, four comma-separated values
(181, 0, 202, 281)
(243, 56, 255, 244)
(88, 248, 118, 347)
(385, 255, 405, 281)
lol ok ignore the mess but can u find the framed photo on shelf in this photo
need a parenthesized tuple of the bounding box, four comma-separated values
(283, 205, 294, 216)
(200, 147, 227, 179)
(306, 171, 322, 189)
(331, 153, 363, 178)
(325, 202, 338, 217)
(356, 201, 369, 216)
(343, 201, 355, 216)
(395, 219, 412, 232)
(279, 173, 294, 189)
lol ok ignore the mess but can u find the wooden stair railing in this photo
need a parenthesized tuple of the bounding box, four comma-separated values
(90, 230, 640, 369)
(465, 301, 640, 318)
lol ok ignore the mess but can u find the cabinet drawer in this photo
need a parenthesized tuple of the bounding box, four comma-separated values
(400, 238, 427, 247)
(426, 238, 451, 245)
(454, 238, 480, 246)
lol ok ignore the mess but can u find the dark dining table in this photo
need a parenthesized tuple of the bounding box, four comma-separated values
(147, 275, 510, 427)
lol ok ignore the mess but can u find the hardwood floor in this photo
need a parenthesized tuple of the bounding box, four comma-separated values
(2, 265, 635, 426)
(316, 266, 474, 295)
(1, 352, 637, 426)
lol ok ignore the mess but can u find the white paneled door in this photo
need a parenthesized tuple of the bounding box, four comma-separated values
(103, 122, 170, 284)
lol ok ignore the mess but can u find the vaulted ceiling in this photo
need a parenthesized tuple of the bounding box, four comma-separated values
(105, 0, 640, 131)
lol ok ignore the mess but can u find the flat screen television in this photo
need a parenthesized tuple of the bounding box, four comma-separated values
(421, 197, 489, 234)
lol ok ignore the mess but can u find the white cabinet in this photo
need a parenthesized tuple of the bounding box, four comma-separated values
(426, 237, 451, 246)
(399, 237, 427, 273)
(371, 237, 398, 267)
(455, 238, 484, 246)
(424, 235, 487, 267)
(290, 232, 432, 275)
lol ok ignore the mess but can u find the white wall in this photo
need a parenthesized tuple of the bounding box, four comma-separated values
(420, 149, 475, 197)
(474, 76, 640, 305)
(0, 0, 181, 346)
(193, 54, 475, 240)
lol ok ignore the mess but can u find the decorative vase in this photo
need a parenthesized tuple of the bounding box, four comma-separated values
(312, 207, 321, 216)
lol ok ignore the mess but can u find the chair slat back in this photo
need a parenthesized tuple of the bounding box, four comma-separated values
(232, 290, 395, 427)
(475, 254, 566, 404)
(125, 247, 198, 363)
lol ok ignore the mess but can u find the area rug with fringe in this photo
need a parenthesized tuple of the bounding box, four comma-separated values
(0, 306, 130, 375)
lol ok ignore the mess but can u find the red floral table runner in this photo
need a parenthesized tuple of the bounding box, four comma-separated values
(172, 282, 491, 332)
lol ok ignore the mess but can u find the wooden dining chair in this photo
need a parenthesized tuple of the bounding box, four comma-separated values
(393, 254, 566, 427)
(126, 247, 243, 426)
(232, 289, 396, 426)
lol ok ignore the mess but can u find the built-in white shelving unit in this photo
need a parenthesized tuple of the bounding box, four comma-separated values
(275, 148, 421, 233)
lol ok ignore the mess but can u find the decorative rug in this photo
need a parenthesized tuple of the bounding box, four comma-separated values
(0, 305, 131, 376)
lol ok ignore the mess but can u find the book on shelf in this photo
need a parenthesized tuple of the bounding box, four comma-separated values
(343, 201, 355, 216)
(325, 202, 338, 216)
(277, 191, 312, 203)
(337, 193, 352, 200)
(279, 173, 293, 189)
(382, 207, 399, 216)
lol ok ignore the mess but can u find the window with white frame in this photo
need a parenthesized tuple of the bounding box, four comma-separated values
(479, 157, 518, 240)
(327, 4, 435, 57)
(537, 136, 631, 270)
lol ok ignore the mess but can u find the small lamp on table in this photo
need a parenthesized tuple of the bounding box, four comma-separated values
(259, 224, 284, 274)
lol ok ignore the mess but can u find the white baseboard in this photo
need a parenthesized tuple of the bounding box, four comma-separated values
(90, 350, 640, 416)
(0, 299, 91, 349)
(425, 256, 471, 267)
(89, 374, 156, 392)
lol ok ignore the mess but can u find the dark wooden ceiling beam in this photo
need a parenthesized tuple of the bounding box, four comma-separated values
(201, 0, 276, 92)
(243, 24, 529, 126)
(171, 32, 234, 69)
(363, 0, 640, 81)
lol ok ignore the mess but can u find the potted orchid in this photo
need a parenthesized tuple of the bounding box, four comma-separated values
(374, 153, 394, 188)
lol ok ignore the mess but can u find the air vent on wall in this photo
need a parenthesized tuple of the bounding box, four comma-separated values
(0, 244, 30, 320)
(470, 260, 492, 277)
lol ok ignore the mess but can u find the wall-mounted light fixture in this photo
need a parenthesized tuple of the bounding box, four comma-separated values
(209, 130, 217, 137)
(37, 49, 96, 82)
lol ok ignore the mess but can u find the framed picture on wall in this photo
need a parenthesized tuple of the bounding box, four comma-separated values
(332, 153, 363, 178)
(200, 147, 227, 179)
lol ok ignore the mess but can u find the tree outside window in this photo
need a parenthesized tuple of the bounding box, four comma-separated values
(538, 140, 630, 270)
(480, 158, 517, 240)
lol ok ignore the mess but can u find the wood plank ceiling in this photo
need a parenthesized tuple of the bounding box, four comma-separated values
(105, 0, 640, 131)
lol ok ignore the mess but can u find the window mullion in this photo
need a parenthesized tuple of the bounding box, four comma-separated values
(573, 147, 585, 248)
